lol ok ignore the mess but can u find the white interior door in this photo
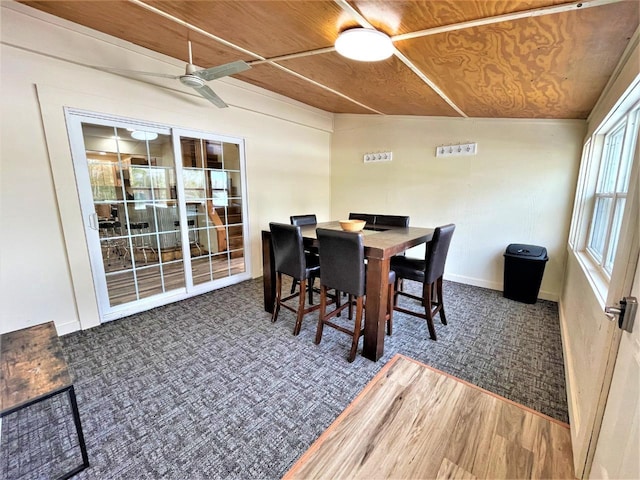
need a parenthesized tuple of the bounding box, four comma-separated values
(591, 260, 640, 479)
(589, 135, 640, 479)
(565, 104, 640, 478)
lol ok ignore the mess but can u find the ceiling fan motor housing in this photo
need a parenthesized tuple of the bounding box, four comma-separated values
(179, 63, 206, 87)
(179, 74, 206, 88)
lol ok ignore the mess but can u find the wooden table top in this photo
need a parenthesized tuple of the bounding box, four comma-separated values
(0, 321, 72, 415)
(299, 221, 434, 259)
(284, 354, 574, 480)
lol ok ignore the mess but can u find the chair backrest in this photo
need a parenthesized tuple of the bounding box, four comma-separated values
(348, 213, 409, 228)
(269, 222, 306, 280)
(349, 213, 376, 225)
(317, 228, 365, 297)
(424, 223, 455, 284)
(290, 214, 317, 226)
(376, 215, 410, 227)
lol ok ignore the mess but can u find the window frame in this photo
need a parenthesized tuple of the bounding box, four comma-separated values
(585, 112, 638, 276)
(570, 91, 640, 302)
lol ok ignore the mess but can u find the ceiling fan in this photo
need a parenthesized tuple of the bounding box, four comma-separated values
(95, 41, 251, 108)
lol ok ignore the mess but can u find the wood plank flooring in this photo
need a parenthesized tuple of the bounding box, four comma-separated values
(284, 354, 575, 480)
(105, 254, 245, 306)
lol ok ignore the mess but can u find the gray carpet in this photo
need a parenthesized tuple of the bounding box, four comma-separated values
(1, 278, 567, 480)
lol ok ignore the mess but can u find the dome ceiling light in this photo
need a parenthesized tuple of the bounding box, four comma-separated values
(334, 28, 394, 62)
(131, 131, 158, 141)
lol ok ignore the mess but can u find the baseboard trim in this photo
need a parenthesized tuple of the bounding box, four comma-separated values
(445, 273, 559, 302)
(56, 319, 81, 336)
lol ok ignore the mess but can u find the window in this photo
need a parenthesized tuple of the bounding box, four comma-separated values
(572, 95, 639, 292)
(586, 113, 637, 275)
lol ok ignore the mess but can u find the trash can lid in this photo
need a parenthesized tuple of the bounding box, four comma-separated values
(505, 244, 548, 259)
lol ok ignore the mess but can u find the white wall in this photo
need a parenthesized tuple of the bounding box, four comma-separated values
(331, 115, 585, 299)
(0, 4, 332, 334)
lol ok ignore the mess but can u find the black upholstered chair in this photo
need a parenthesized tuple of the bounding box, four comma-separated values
(348, 212, 376, 225)
(269, 222, 321, 335)
(391, 224, 455, 340)
(289, 215, 318, 295)
(349, 213, 409, 229)
(315, 228, 395, 362)
(376, 215, 410, 227)
(290, 214, 317, 227)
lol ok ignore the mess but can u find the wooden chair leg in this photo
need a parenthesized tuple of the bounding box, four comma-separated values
(424, 283, 437, 340)
(386, 281, 394, 336)
(290, 279, 298, 295)
(315, 285, 328, 344)
(348, 296, 364, 362)
(437, 276, 447, 325)
(293, 279, 307, 336)
(272, 272, 282, 323)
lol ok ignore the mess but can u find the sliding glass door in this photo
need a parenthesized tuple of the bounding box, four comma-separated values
(177, 132, 247, 287)
(67, 111, 250, 322)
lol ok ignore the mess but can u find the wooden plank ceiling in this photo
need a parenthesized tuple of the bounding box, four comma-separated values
(20, 0, 640, 118)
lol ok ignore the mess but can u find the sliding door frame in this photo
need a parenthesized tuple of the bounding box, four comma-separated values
(65, 108, 251, 323)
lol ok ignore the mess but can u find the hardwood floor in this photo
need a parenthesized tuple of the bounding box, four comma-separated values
(105, 252, 245, 306)
(285, 355, 575, 480)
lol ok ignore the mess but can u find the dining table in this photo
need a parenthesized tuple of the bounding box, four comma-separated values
(261, 221, 434, 361)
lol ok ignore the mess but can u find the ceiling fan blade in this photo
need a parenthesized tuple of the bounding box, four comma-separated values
(194, 60, 251, 81)
(92, 65, 180, 79)
(192, 85, 229, 108)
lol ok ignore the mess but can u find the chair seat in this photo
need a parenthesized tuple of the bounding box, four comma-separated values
(305, 252, 320, 268)
(303, 263, 320, 280)
(391, 223, 455, 341)
(301, 252, 320, 280)
(390, 255, 425, 283)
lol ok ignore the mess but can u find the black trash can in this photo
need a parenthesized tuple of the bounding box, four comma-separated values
(503, 244, 548, 304)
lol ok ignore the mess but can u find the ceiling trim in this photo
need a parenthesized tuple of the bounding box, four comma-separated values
(24, 0, 635, 118)
(239, 0, 633, 118)
(128, 0, 383, 114)
(247, 47, 336, 66)
(246, 0, 631, 69)
(391, 0, 628, 42)
(266, 62, 385, 115)
(128, 0, 262, 61)
(392, 49, 467, 118)
(334, 0, 466, 117)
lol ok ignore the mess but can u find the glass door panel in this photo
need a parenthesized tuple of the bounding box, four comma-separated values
(178, 135, 247, 288)
(81, 123, 185, 309)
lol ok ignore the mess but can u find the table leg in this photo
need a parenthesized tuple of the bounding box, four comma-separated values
(262, 230, 276, 313)
(60, 385, 89, 480)
(363, 257, 389, 361)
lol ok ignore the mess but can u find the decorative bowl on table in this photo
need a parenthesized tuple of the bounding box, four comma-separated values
(339, 219, 366, 232)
